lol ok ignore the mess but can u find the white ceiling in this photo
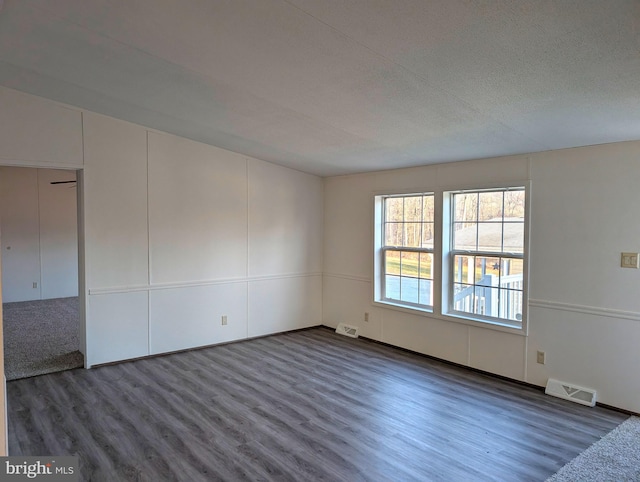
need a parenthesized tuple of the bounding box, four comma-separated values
(0, 0, 638, 176)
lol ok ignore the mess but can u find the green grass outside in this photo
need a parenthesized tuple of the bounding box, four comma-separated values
(386, 254, 432, 278)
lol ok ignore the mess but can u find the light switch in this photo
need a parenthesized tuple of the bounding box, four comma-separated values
(621, 252, 639, 268)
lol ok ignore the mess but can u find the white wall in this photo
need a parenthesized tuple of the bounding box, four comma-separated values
(83, 119, 323, 365)
(0, 167, 39, 302)
(0, 87, 323, 367)
(38, 169, 79, 299)
(247, 159, 323, 338)
(0, 88, 83, 168)
(527, 145, 640, 413)
(146, 130, 250, 355)
(0, 167, 78, 302)
(83, 111, 150, 364)
(324, 144, 640, 413)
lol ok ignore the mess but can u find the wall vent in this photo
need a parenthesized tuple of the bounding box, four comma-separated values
(335, 323, 359, 338)
(545, 378, 596, 407)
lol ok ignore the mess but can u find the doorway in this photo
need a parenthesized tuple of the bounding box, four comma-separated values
(0, 166, 84, 379)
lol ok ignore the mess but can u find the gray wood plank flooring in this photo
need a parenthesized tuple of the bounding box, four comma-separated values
(7, 327, 627, 481)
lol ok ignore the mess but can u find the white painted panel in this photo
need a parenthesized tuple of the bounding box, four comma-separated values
(383, 312, 469, 365)
(528, 305, 640, 413)
(149, 283, 248, 355)
(83, 112, 148, 290)
(248, 159, 323, 276)
(0, 167, 40, 302)
(248, 275, 322, 338)
(38, 169, 78, 299)
(0, 87, 82, 166)
(468, 326, 525, 380)
(530, 143, 640, 312)
(148, 132, 247, 284)
(86, 291, 148, 366)
(323, 176, 374, 279)
(322, 275, 381, 340)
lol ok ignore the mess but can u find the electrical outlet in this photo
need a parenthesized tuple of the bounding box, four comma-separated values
(364, 312, 369, 322)
(33, 282, 38, 289)
(536, 350, 546, 365)
(221, 315, 228, 326)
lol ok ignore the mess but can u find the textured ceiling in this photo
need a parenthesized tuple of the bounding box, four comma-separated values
(0, 0, 638, 176)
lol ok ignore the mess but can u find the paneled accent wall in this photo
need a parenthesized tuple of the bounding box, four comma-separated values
(84, 119, 323, 366)
(0, 86, 323, 368)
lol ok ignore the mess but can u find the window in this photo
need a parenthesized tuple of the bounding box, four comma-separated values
(447, 188, 525, 326)
(379, 193, 434, 310)
(375, 185, 528, 332)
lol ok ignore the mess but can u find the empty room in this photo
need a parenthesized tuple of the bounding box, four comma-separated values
(0, 1, 639, 481)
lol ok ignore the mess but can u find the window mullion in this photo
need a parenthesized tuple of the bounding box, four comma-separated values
(383, 246, 432, 254)
(451, 249, 523, 259)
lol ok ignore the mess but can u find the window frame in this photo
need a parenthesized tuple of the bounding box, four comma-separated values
(379, 192, 436, 311)
(374, 181, 530, 335)
(442, 186, 528, 330)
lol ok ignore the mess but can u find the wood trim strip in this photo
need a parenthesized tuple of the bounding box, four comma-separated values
(88, 272, 323, 295)
(322, 272, 371, 283)
(529, 299, 640, 322)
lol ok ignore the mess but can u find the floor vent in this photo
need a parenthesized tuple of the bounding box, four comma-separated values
(545, 378, 597, 407)
(335, 323, 359, 338)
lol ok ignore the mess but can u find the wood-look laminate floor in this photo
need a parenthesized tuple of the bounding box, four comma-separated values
(7, 327, 627, 482)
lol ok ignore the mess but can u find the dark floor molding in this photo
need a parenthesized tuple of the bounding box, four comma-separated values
(596, 402, 638, 417)
(319, 325, 639, 417)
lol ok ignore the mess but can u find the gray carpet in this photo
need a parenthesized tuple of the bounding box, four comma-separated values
(3, 297, 84, 380)
(547, 416, 640, 481)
